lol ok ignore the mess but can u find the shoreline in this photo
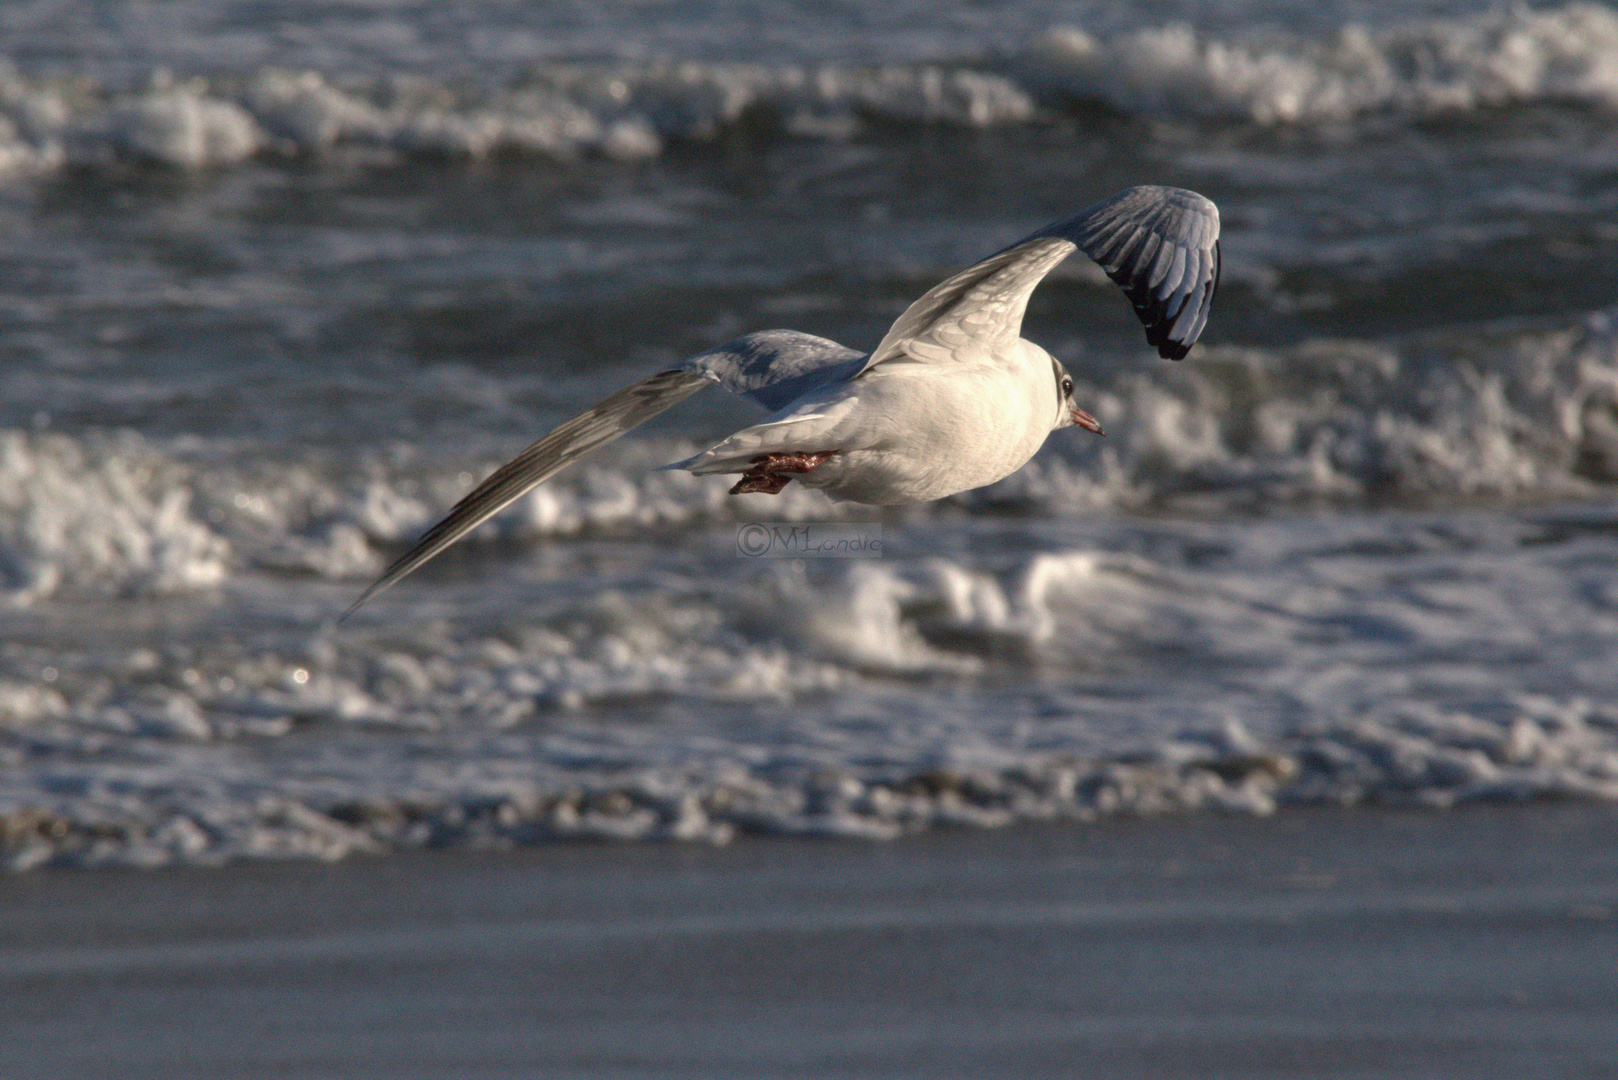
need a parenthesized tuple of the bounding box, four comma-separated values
(4, 803, 1616, 1079)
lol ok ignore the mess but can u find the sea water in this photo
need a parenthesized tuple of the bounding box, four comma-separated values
(2, 0, 1616, 868)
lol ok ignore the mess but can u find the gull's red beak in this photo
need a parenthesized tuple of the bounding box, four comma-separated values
(1071, 406, 1104, 435)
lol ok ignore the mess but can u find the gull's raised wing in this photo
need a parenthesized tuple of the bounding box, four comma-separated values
(343, 331, 866, 616)
(863, 185, 1220, 371)
(1057, 185, 1221, 360)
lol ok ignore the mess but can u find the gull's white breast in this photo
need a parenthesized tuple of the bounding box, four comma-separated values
(687, 338, 1062, 505)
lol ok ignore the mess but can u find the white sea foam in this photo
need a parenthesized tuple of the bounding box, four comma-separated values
(0, 58, 1030, 176)
(4, 682, 1614, 869)
(0, 431, 229, 606)
(111, 75, 263, 169)
(2, 5, 1615, 178)
(3, 314, 1615, 605)
(4, 462, 1616, 869)
(1015, 3, 1618, 123)
(1019, 313, 1618, 512)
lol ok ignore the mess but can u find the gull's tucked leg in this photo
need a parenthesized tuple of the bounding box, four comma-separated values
(729, 451, 838, 495)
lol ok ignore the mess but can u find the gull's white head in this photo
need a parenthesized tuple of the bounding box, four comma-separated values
(1051, 359, 1104, 436)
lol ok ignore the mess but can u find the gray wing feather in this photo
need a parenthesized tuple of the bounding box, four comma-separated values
(344, 331, 866, 616)
(680, 329, 866, 411)
(863, 184, 1220, 371)
(1052, 185, 1221, 360)
(343, 367, 708, 618)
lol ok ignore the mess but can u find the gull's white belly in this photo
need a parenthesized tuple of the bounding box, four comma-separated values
(796, 357, 1057, 504)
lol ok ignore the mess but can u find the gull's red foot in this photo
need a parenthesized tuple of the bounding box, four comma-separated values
(729, 451, 837, 495)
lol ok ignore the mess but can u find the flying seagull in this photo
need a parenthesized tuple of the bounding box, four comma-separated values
(345, 184, 1220, 616)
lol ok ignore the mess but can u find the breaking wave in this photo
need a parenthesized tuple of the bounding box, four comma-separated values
(4, 689, 1615, 869)
(4, 311, 1616, 606)
(1016, 2, 1618, 124)
(2, 4, 1616, 176)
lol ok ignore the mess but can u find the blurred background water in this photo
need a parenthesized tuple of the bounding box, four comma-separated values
(2, 0, 1617, 869)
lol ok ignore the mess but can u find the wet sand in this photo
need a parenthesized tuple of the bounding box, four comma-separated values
(3, 805, 1616, 1080)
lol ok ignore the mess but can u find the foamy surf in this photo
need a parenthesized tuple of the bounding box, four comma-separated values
(2, 5, 1618, 177)
(4, 687, 1614, 870)
(6, 473, 1618, 869)
(3, 0, 1616, 876)
(4, 312, 1616, 605)
(1016, 2, 1618, 124)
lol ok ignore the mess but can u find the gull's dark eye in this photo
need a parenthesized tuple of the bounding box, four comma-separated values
(1061, 377, 1074, 397)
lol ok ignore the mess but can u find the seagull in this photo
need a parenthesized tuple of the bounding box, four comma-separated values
(345, 184, 1220, 616)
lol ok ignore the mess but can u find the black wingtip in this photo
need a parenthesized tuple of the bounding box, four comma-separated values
(1071, 189, 1220, 363)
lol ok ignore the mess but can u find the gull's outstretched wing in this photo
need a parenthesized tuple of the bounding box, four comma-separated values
(863, 185, 1220, 371)
(343, 331, 865, 616)
(344, 367, 708, 617)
